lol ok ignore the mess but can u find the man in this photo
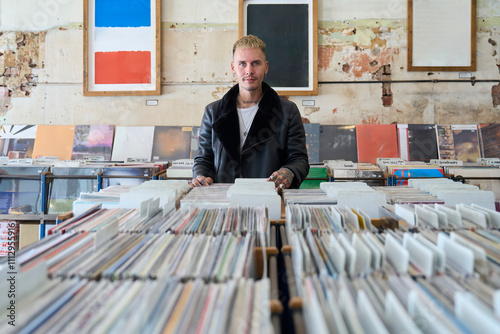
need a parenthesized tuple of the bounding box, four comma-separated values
(191, 35, 309, 190)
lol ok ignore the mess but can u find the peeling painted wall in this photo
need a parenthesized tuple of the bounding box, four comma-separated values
(0, 32, 45, 119)
(0, 0, 498, 127)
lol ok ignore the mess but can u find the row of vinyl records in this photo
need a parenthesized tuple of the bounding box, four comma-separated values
(282, 204, 500, 333)
(1, 156, 499, 216)
(0, 163, 166, 215)
(3, 196, 500, 333)
(1, 123, 500, 166)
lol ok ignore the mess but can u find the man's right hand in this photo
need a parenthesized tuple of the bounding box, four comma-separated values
(190, 175, 214, 188)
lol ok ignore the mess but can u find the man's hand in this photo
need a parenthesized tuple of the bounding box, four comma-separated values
(190, 175, 214, 188)
(267, 168, 294, 191)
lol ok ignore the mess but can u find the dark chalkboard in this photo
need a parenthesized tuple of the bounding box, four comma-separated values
(240, 0, 318, 96)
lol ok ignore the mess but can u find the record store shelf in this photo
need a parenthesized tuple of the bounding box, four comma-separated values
(0, 169, 166, 239)
(4, 184, 500, 332)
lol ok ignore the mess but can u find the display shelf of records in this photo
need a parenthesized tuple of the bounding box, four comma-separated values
(325, 160, 387, 186)
(0, 203, 280, 333)
(276, 190, 500, 333)
(0, 162, 174, 254)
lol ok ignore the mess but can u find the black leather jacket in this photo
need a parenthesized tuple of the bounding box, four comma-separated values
(193, 82, 309, 188)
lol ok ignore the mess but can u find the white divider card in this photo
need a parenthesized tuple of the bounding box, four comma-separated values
(357, 290, 389, 334)
(357, 208, 374, 232)
(326, 161, 357, 169)
(227, 182, 275, 197)
(331, 206, 345, 229)
(8, 158, 33, 165)
(259, 230, 268, 280)
(146, 197, 160, 218)
(450, 232, 487, 263)
(337, 191, 387, 219)
(320, 276, 350, 334)
(495, 290, 500, 318)
(385, 233, 409, 274)
(140, 198, 154, 218)
(429, 159, 463, 166)
(321, 181, 369, 193)
(422, 204, 448, 228)
(285, 205, 293, 241)
(233, 177, 269, 184)
(434, 204, 462, 228)
(385, 291, 422, 334)
(407, 290, 456, 333)
(305, 229, 328, 277)
(162, 201, 176, 217)
(455, 292, 500, 333)
(94, 218, 119, 250)
(442, 190, 496, 211)
(338, 277, 365, 334)
(437, 232, 474, 275)
(328, 234, 346, 275)
(345, 207, 360, 230)
(415, 205, 439, 229)
(408, 177, 453, 190)
(361, 232, 385, 270)
(376, 158, 405, 166)
(338, 233, 357, 277)
(397, 124, 409, 161)
(394, 204, 417, 227)
(298, 232, 315, 276)
(291, 233, 304, 297)
(471, 203, 500, 228)
(303, 277, 330, 334)
(403, 233, 435, 277)
(456, 203, 489, 228)
(430, 184, 479, 197)
(230, 194, 280, 220)
(477, 157, 500, 165)
(0, 261, 48, 310)
(414, 234, 446, 274)
(352, 234, 371, 274)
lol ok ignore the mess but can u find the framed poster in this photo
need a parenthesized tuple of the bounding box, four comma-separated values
(239, 0, 318, 96)
(408, 0, 476, 71)
(84, 0, 161, 96)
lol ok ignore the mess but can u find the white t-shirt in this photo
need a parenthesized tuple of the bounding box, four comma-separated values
(237, 104, 259, 149)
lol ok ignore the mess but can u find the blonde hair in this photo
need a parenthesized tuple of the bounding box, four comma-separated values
(232, 35, 266, 58)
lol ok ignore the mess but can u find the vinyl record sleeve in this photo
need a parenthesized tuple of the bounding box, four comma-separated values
(356, 124, 398, 164)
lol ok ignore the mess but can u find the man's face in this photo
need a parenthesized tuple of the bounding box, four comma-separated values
(231, 47, 268, 93)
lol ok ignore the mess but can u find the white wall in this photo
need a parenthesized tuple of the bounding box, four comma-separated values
(0, 0, 499, 126)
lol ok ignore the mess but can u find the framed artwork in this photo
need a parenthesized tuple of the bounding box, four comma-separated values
(84, 0, 161, 96)
(239, 0, 318, 96)
(408, 0, 476, 71)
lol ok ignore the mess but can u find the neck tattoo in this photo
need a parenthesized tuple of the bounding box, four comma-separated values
(237, 92, 262, 108)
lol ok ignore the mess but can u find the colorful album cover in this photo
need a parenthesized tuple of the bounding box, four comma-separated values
(72, 125, 115, 161)
(451, 125, 480, 162)
(111, 126, 155, 162)
(32, 125, 76, 161)
(478, 123, 500, 158)
(407, 124, 438, 162)
(319, 124, 358, 162)
(356, 124, 398, 164)
(151, 126, 191, 161)
(0, 125, 37, 159)
(436, 125, 455, 159)
(303, 123, 320, 163)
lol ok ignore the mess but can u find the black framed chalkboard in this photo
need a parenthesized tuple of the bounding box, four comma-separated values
(239, 0, 318, 96)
